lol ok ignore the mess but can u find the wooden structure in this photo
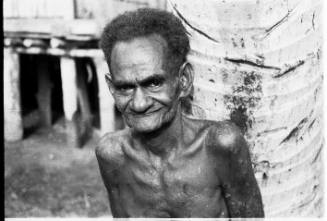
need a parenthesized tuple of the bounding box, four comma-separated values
(4, 0, 166, 145)
(169, 0, 323, 217)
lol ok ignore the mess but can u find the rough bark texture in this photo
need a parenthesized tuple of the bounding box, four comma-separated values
(169, 0, 323, 217)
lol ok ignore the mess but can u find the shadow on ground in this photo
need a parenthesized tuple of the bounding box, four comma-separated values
(5, 124, 112, 217)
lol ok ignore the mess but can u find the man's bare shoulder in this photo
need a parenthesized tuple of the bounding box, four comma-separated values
(198, 119, 246, 155)
(95, 128, 131, 167)
(183, 115, 245, 152)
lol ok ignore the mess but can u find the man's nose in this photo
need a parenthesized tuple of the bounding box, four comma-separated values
(130, 87, 151, 113)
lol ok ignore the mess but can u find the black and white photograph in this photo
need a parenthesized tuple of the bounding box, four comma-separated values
(3, 0, 326, 219)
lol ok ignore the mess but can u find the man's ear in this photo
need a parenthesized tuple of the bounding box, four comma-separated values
(105, 73, 115, 95)
(178, 62, 194, 98)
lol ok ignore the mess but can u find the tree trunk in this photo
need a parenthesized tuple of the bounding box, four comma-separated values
(169, 0, 323, 217)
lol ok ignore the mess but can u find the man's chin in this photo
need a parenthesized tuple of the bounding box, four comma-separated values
(125, 118, 162, 133)
(128, 122, 161, 134)
(124, 110, 174, 133)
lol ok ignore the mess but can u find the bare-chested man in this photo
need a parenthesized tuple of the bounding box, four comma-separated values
(96, 8, 264, 218)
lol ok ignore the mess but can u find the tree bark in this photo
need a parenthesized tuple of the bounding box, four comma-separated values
(169, 0, 323, 217)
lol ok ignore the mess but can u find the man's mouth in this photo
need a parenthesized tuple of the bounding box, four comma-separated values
(127, 109, 162, 118)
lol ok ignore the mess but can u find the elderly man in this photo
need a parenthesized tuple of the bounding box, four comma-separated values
(96, 8, 264, 218)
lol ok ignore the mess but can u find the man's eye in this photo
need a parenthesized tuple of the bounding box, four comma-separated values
(115, 85, 134, 93)
(148, 79, 163, 88)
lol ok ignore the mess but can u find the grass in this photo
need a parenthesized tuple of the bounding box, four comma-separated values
(4, 125, 112, 217)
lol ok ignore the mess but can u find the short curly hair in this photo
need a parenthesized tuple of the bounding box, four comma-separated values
(100, 8, 190, 74)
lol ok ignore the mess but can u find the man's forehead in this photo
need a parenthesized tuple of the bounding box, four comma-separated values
(111, 68, 167, 83)
(124, 33, 167, 47)
(110, 34, 171, 80)
(111, 35, 167, 65)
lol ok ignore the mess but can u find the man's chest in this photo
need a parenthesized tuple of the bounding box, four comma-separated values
(114, 147, 226, 217)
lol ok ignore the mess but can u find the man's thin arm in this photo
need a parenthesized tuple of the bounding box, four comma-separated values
(209, 122, 264, 217)
(95, 145, 126, 217)
(221, 131, 264, 217)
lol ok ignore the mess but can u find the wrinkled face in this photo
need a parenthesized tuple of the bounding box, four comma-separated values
(108, 34, 181, 133)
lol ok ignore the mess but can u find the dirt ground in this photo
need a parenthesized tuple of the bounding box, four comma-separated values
(4, 117, 112, 217)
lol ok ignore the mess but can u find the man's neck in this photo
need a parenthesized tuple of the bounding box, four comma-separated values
(133, 109, 184, 158)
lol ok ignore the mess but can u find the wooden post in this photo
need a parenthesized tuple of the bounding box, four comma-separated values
(76, 59, 93, 144)
(4, 48, 23, 141)
(60, 57, 79, 147)
(76, 60, 92, 123)
(93, 57, 116, 135)
(36, 56, 52, 128)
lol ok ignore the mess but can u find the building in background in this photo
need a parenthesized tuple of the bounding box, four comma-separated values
(4, 0, 166, 147)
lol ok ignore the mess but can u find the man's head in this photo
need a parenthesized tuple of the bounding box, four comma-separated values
(100, 8, 193, 133)
(100, 8, 190, 74)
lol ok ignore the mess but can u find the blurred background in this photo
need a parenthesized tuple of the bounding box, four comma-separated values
(4, 0, 166, 217)
(4, 0, 325, 218)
